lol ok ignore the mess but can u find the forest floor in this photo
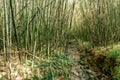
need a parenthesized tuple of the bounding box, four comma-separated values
(0, 41, 118, 80)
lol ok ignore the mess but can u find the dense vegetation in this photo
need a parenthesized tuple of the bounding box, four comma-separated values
(0, 0, 120, 80)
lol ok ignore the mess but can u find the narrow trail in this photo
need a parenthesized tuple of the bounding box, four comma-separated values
(67, 43, 112, 80)
(67, 45, 97, 80)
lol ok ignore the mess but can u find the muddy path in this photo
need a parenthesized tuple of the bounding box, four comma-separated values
(67, 42, 114, 80)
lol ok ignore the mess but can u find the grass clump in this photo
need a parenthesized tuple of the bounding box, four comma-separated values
(113, 66, 120, 80)
(26, 52, 74, 80)
(107, 49, 120, 59)
(106, 49, 120, 80)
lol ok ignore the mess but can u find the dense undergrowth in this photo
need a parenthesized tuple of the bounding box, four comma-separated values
(0, 0, 120, 80)
(24, 52, 74, 80)
(107, 48, 120, 79)
(72, 0, 120, 46)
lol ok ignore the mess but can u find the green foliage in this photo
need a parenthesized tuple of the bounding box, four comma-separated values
(32, 75, 41, 80)
(73, 0, 120, 46)
(24, 78, 31, 80)
(75, 39, 93, 52)
(107, 49, 120, 59)
(37, 52, 74, 80)
(25, 52, 74, 80)
(82, 42, 93, 51)
(107, 49, 120, 80)
(113, 66, 120, 80)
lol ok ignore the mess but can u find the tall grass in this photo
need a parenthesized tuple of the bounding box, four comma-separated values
(73, 0, 120, 46)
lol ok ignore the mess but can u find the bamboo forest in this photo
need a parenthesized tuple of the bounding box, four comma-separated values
(0, 0, 120, 80)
